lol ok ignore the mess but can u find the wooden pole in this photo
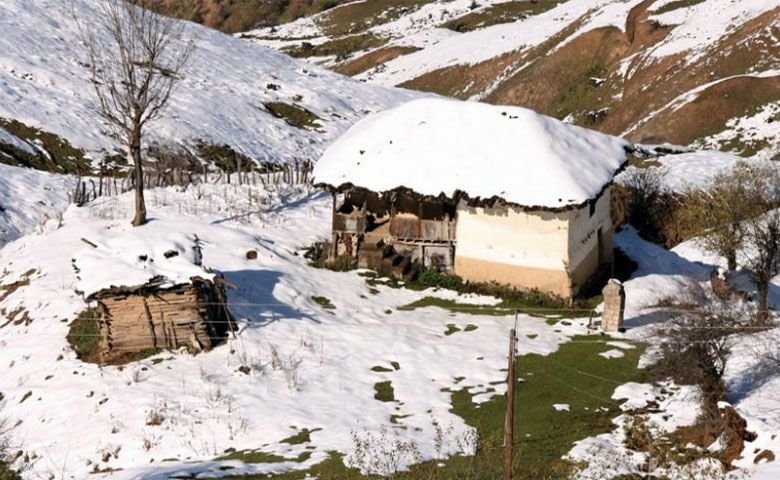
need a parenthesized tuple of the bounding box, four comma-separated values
(504, 327, 516, 480)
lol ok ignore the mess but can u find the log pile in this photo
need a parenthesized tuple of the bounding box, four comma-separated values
(92, 276, 232, 361)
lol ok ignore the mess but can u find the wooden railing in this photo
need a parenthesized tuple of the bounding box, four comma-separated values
(389, 216, 456, 242)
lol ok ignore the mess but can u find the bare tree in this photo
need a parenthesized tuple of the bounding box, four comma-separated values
(0, 406, 21, 480)
(745, 208, 780, 324)
(619, 166, 671, 243)
(75, 0, 195, 226)
(678, 162, 773, 271)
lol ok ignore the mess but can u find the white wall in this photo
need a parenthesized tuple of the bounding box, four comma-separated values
(454, 203, 572, 270)
(567, 187, 612, 272)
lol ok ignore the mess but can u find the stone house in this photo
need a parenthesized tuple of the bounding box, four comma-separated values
(313, 98, 631, 298)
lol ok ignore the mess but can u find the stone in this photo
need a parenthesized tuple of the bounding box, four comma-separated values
(602, 279, 625, 332)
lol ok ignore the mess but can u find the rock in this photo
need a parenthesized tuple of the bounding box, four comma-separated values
(246, 250, 258, 260)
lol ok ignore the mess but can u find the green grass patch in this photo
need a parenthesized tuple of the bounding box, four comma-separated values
(224, 336, 644, 479)
(217, 450, 288, 464)
(390, 361, 401, 371)
(311, 296, 336, 310)
(441, 0, 567, 32)
(264, 102, 322, 130)
(463, 324, 478, 332)
(217, 448, 312, 464)
(282, 33, 387, 61)
(370, 365, 394, 373)
(281, 428, 321, 445)
(67, 310, 161, 365)
(444, 324, 461, 336)
(398, 296, 596, 319)
(389, 413, 413, 424)
(549, 63, 612, 124)
(387, 267, 601, 317)
(66, 308, 102, 363)
(373, 381, 395, 402)
(195, 142, 256, 174)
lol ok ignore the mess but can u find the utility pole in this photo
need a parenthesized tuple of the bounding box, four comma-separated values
(504, 324, 517, 480)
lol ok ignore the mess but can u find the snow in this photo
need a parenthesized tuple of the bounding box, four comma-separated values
(555, 0, 646, 50)
(697, 102, 780, 161)
(356, 0, 629, 86)
(246, 0, 514, 61)
(599, 348, 625, 359)
(647, 0, 780, 63)
(616, 150, 774, 194)
(74, 230, 215, 298)
(553, 403, 571, 412)
(0, 163, 75, 247)
(0, 0, 421, 166)
(0, 127, 39, 157)
(0, 164, 588, 479)
(314, 98, 630, 208)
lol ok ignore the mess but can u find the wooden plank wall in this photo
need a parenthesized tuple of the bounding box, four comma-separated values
(99, 285, 218, 358)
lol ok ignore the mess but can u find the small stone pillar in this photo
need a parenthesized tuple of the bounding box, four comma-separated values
(602, 279, 625, 332)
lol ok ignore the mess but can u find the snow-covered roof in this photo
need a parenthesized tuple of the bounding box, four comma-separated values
(74, 230, 214, 299)
(313, 98, 631, 209)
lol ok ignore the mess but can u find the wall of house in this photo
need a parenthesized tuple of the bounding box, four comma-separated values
(454, 203, 574, 297)
(567, 187, 613, 296)
(454, 190, 613, 299)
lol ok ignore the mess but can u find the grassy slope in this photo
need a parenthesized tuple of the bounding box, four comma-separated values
(219, 335, 645, 479)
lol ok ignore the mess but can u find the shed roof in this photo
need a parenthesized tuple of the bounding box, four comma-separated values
(314, 98, 632, 209)
(74, 231, 213, 300)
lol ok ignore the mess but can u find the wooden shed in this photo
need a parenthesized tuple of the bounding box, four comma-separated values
(88, 275, 233, 361)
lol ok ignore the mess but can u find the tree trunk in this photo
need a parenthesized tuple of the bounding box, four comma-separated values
(130, 129, 147, 226)
(726, 249, 737, 272)
(757, 282, 769, 325)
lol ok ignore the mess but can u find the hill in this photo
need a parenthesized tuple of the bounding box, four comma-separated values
(245, 0, 780, 160)
(0, 0, 420, 174)
(138, 0, 353, 34)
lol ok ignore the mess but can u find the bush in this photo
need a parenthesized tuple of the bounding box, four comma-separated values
(67, 308, 102, 363)
(408, 267, 570, 312)
(414, 268, 463, 290)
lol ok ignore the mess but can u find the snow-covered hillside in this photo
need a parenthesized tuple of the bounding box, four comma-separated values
(0, 0, 421, 169)
(0, 165, 586, 480)
(247, 0, 780, 160)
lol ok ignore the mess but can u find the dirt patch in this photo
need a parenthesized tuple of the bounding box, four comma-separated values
(334, 45, 420, 76)
(316, 0, 434, 37)
(0, 118, 91, 174)
(282, 32, 387, 60)
(140, 0, 352, 34)
(263, 102, 322, 130)
(630, 75, 780, 145)
(441, 0, 567, 33)
(0, 269, 36, 303)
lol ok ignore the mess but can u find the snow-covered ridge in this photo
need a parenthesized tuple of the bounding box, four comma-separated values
(314, 98, 630, 208)
(0, 0, 420, 167)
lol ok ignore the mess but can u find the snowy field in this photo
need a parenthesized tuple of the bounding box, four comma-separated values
(0, 169, 592, 479)
(1, 155, 779, 478)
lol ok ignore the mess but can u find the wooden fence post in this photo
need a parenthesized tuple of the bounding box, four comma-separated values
(504, 327, 517, 480)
